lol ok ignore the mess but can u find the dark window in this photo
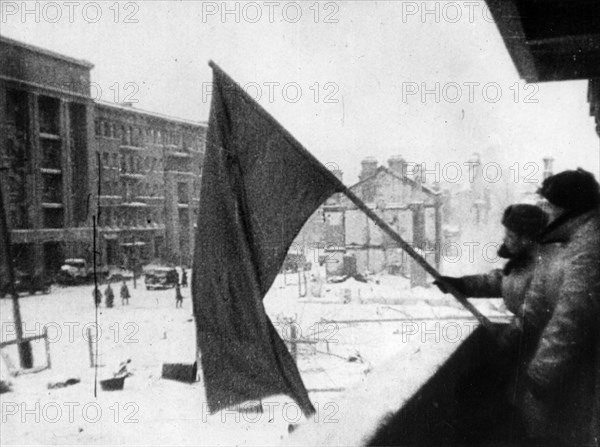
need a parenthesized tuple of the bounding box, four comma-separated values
(44, 208, 63, 229)
(38, 96, 60, 135)
(41, 139, 62, 170)
(42, 176, 62, 203)
(6, 89, 28, 131)
(178, 182, 189, 204)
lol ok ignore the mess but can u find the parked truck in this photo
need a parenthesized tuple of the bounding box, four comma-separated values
(0, 269, 51, 298)
(57, 258, 108, 285)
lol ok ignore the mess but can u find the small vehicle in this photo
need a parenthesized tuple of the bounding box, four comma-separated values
(0, 270, 51, 298)
(144, 267, 179, 290)
(106, 268, 134, 283)
(58, 258, 108, 285)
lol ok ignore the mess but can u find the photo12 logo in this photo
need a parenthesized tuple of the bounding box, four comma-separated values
(400, 320, 479, 343)
(201, 1, 340, 24)
(201, 400, 339, 424)
(400, 161, 543, 184)
(1, 321, 140, 345)
(401, 1, 494, 24)
(51, 81, 140, 104)
(401, 81, 539, 105)
(1, 401, 140, 424)
(1, 2, 140, 24)
(201, 81, 340, 104)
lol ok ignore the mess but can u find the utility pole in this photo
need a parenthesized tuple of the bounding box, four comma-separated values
(0, 175, 33, 368)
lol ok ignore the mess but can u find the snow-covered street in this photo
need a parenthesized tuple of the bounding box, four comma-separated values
(1, 274, 510, 445)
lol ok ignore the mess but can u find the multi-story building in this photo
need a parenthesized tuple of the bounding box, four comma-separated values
(93, 102, 204, 268)
(0, 36, 206, 283)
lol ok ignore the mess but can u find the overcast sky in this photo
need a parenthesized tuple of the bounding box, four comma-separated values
(3, 0, 599, 184)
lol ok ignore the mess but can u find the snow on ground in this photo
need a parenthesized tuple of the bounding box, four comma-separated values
(0, 274, 511, 445)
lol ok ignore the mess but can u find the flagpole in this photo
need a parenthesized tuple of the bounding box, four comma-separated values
(0, 176, 33, 368)
(339, 186, 495, 333)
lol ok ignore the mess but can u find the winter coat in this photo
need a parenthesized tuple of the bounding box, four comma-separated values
(520, 208, 600, 445)
(181, 271, 188, 286)
(92, 288, 102, 305)
(120, 284, 130, 299)
(104, 286, 115, 307)
(458, 244, 563, 424)
(459, 243, 561, 315)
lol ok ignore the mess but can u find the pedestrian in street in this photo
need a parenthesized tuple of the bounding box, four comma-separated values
(513, 168, 600, 445)
(92, 287, 102, 307)
(175, 283, 184, 308)
(181, 268, 188, 288)
(120, 280, 130, 306)
(104, 282, 115, 308)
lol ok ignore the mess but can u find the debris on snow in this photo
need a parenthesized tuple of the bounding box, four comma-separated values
(0, 380, 11, 394)
(47, 378, 81, 389)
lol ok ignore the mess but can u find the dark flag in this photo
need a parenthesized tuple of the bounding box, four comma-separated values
(192, 62, 344, 416)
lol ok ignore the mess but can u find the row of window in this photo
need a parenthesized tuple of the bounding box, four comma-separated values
(100, 152, 201, 178)
(94, 118, 203, 150)
(101, 151, 163, 174)
(100, 177, 165, 200)
(98, 207, 165, 229)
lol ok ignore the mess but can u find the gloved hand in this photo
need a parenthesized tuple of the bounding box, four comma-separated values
(433, 276, 467, 295)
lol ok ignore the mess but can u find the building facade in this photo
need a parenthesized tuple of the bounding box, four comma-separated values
(93, 102, 204, 269)
(0, 36, 206, 282)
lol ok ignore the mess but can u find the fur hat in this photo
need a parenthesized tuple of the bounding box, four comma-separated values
(501, 204, 549, 238)
(539, 168, 600, 211)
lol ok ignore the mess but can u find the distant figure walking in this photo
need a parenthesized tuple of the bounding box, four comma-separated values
(104, 282, 115, 308)
(92, 287, 102, 307)
(181, 268, 188, 288)
(120, 280, 131, 306)
(175, 283, 184, 308)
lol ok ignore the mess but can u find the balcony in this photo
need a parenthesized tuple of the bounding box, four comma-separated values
(120, 172, 144, 180)
(39, 132, 60, 140)
(121, 202, 148, 208)
(120, 145, 144, 151)
(41, 168, 62, 175)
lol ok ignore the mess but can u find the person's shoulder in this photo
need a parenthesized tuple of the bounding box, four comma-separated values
(568, 211, 600, 249)
(537, 242, 562, 257)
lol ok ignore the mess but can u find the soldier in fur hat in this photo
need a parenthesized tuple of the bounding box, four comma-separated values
(514, 168, 600, 445)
